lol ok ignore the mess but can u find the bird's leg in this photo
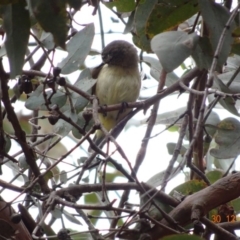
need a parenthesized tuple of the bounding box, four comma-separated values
(116, 102, 128, 120)
(100, 104, 108, 117)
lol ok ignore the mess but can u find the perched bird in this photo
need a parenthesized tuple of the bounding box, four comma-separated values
(89, 40, 141, 151)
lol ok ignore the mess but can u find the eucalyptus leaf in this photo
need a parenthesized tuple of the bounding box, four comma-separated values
(161, 234, 204, 240)
(28, 0, 67, 49)
(51, 207, 62, 219)
(18, 155, 29, 170)
(191, 36, 214, 70)
(146, 168, 180, 188)
(62, 209, 82, 225)
(153, 106, 186, 125)
(199, 0, 235, 70)
(40, 31, 55, 50)
(204, 111, 220, 137)
(217, 68, 240, 93)
(210, 118, 240, 159)
(1, 1, 30, 78)
(169, 180, 207, 197)
(142, 56, 179, 86)
(231, 198, 240, 214)
(146, 0, 199, 39)
(25, 85, 67, 111)
(213, 75, 239, 116)
(67, 0, 82, 10)
(53, 109, 78, 137)
(167, 143, 187, 156)
(58, 24, 95, 74)
(104, 0, 135, 12)
(133, 0, 157, 52)
(140, 190, 172, 221)
(214, 157, 235, 172)
(60, 170, 67, 184)
(71, 69, 96, 112)
(151, 31, 199, 72)
(0, 0, 18, 4)
(205, 170, 224, 184)
(4, 134, 11, 153)
(72, 112, 94, 139)
(123, 11, 135, 34)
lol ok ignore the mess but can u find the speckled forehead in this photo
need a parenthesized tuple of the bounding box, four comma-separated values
(102, 41, 136, 55)
(101, 40, 138, 67)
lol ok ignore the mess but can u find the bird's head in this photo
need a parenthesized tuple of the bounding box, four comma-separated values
(101, 40, 138, 68)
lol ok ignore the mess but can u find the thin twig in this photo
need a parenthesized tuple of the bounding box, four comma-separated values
(162, 114, 189, 190)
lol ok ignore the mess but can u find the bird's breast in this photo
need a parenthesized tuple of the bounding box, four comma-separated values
(96, 64, 141, 106)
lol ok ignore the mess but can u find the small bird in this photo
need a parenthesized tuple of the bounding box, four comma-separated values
(89, 40, 141, 151)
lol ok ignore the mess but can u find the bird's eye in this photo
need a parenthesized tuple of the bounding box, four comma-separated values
(102, 53, 112, 63)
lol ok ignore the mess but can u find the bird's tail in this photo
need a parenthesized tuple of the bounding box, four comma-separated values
(88, 115, 116, 152)
(88, 130, 105, 152)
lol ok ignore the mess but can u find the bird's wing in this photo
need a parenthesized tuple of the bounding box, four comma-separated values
(91, 62, 104, 94)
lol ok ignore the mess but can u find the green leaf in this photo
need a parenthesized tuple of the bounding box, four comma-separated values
(84, 193, 101, 225)
(140, 191, 172, 221)
(232, 42, 240, 55)
(28, 0, 67, 49)
(41, 223, 57, 240)
(199, 0, 235, 70)
(142, 56, 179, 86)
(62, 209, 82, 225)
(231, 198, 240, 214)
(40, 32, 55, 50)
(210, 118, 240, 159)
(192, 36, 214, 70)
(162, 234, 204, 240)
(59, 170, 67, 183)
(204, 110, 220, 137)
(133, 0, 157, 52)
(25, 85, 67, 110)
(146, 168, 180, 188)
(71, 112, 94, 139)
(71, 116, 83, 139)
(151, 31, 199, 72)
(146, 0, 199, 39)
(1, 0, 30, 78)
(84, 192, 98, 204)
(67, 0, 82, 10)
(104, 0, 135, 12)
(155, 106, 185, 125)
(4, 134, 11, 153)
(213, 75, 239, 116)
(0, 0, 18, 5)
(70, 68, 96, 112)
(68, 230, 92, 240)
(51, 165, 60, 184)
(43, 170, 53, 183)
(169, 180, 207, 196)
(213, 158, 234, 172)
(58, 23, 95, 74)
(206, 170, 223, 184)
(51, 207, 62, 219)
(167, 142, 187, 156)
(123, 11, 135, 34)
(53, 109, 78, 137)
(217, 69, 240, 93)
(168, 126, 179, 132)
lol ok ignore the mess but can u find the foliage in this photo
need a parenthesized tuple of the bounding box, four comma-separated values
(0, 0, 240, 240)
